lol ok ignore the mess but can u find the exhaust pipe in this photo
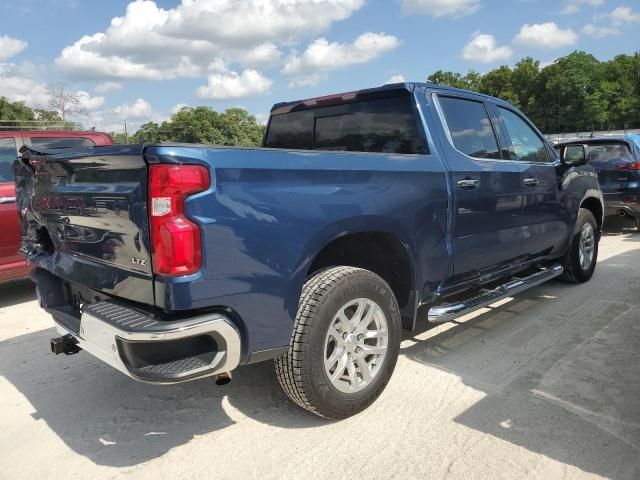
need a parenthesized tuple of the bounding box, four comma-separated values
(215, 372, 232, 386)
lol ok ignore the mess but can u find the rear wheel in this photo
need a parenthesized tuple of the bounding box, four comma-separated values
(560, 208, 599, 283)
(275, 266, 401, 419)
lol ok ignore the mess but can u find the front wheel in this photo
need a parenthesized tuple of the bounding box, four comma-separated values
(559, 208, 599, 283)
(275, 266, 401, 419)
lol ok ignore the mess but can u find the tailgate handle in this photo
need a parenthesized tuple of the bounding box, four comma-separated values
(523, 178, 539, 187)
(0, 196, 16, 204)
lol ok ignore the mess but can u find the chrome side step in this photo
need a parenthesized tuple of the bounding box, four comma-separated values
(427, 264, 563, 323)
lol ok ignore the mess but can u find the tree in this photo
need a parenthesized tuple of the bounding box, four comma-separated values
(0, 97, 35, 129)
(479, 66, 517, 105)
(46, 83, 88, 122)
(428, 70, 482, 91)
(33, 109, 63, 122)
(130, 107, 265, 146)
(426, 50, 640, 133)
(510, 57, 541, 113)
(110, 132, 130, 144)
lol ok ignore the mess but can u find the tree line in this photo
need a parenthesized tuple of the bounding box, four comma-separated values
(115, 107, 265, 146)
(428, 51, 640, 133)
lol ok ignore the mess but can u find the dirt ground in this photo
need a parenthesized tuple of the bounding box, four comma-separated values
(1, 224, 639, 480)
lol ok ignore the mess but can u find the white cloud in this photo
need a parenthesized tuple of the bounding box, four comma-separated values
(385, 74, 406, 84)
(610, 6, 640, 25)
(283, 33, 400, 87)
(197, 70, 273, 100)
(0, 36, 27, 62)
(254, 112, 270, 125)
(89, 98, 160, 132)
(461, 33, 512, 63)
(401, 0, 480, 17)
(0, 62, 49, 106)
(514, 23, 578, 49)
(55, 0, 365, 81)
(94, 81, 122, 94)
(287, 73, 326, 89)
(171, 103, 189, 114)
(580, 6, 640, 38)
(539, 59, 557, 69)
(561, 0, 604, 14)
(163, 0, 365, 45)
(77, 91, 106, 111)
(581, 24, 620, 38)
(113, 98, 153, 119)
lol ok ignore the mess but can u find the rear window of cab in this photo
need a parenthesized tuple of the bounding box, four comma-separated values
(264, 95, 428, 155)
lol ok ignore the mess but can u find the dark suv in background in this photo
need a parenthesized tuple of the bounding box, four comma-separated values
(557, 134, 640, 230)
(0, 130, 113, 283)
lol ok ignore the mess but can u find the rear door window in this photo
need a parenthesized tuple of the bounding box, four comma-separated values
(497, 107, 549, 163)
(0, 137, 17, 183)
(28, 137, 96, 149)
(264, 95, 428, 154)
(437, 96, 501, 160)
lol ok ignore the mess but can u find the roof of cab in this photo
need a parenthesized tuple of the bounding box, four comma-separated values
(270, 82, 508, 114)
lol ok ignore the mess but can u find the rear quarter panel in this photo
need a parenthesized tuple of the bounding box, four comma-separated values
(146, 144, 451, 359)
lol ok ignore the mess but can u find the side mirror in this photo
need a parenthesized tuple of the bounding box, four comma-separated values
(562, 144, 589, 166)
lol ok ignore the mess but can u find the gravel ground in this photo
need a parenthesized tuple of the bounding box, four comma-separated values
(1, 226, 639, 480)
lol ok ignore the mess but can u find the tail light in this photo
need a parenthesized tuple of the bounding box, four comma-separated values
(148, 164, 210, 277)
(616, 162, 640, 170)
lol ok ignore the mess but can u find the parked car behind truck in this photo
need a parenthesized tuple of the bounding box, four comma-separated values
(556, 134, 640, 230)
(0, 130, 113, 283)
(16, 83, 603, 419)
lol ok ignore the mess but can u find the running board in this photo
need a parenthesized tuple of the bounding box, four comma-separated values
(427, 264, 563, 323)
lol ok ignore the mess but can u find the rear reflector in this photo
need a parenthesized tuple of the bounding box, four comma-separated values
(149, 164, 210, 277)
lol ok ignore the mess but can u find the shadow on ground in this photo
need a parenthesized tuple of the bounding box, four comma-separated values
(404, 234, 640, 480)
(0, 232, 639, 476)
(0, 279, 35, 308)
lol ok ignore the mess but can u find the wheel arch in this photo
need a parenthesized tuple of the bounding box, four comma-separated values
(293, 218, 418, 330)
(580, 194, 604, 233)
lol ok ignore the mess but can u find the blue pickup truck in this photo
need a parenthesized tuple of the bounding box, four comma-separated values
(16, 83, 603, 419)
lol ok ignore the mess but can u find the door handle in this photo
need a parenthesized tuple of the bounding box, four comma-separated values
(457, 179, 479, 190)
(0, 196, 16, 204)
(523, 178, 539, 187)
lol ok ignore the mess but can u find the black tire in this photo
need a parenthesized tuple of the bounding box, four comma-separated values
(559, 208, 599, 283)
(275, 266, 401, 419)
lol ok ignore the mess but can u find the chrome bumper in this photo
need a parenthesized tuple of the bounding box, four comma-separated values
(52, 301, 242, 384)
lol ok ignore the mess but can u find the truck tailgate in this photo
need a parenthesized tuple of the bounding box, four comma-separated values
(17, 145, 154, 305)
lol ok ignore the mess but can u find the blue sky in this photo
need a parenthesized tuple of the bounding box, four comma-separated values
(0, 0, 638, 132)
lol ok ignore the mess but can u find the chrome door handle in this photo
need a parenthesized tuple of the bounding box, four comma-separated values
(457, 179, 479, 190)
(0, 196, 16, 204)
(523, 178, 539, 187)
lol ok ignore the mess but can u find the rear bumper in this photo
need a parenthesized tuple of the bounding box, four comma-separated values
(604, 201, 640, 218)
(32, 267, 242, 384)
(49, 302, 242, 384)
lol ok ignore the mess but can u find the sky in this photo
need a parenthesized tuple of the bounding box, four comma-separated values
(0, 0, 638, 133)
